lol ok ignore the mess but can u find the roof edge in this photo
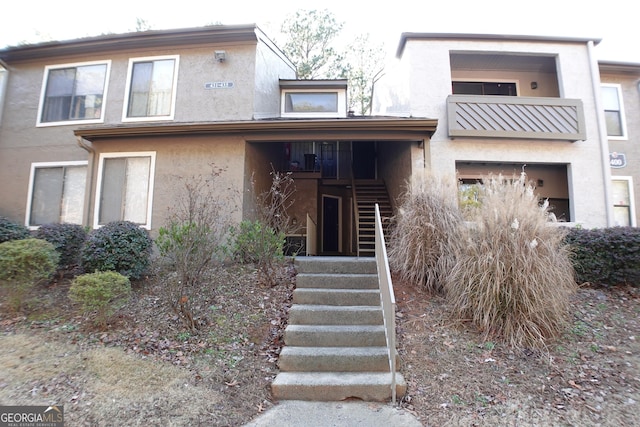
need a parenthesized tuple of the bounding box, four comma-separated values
(396, 32, 603, 58)
(0, 24, 262, 62)
(73, 117, 438, 141)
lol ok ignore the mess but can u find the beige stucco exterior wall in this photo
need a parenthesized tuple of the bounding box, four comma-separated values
(601, 70, 640, 226)
(253, 40, 296, 119)
(87, 136, 245, 236)
(383, 39, 610, 228)
(0, 57, 88, 222)
(0, 33, 295, 226)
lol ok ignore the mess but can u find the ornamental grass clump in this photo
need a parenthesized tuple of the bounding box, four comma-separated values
(388, 173, 465, 293)
(445, 173, 576, 349)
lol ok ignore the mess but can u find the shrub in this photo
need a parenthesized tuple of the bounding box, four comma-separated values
(0, 216, 31, 243)
(388, 173, 464, 293)
(155, 170, 238, 330)
(445, 173, 576, 349)
(0, 238, 59, 312)
(564, 226, 640, 287)
(34, 223, 87, 270)
(69, 271, 131, 328)
(228, 220, 285, 286)
(82, 221, 152, 280)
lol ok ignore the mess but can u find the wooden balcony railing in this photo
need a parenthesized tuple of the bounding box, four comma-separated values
(447, 95, 586, 142)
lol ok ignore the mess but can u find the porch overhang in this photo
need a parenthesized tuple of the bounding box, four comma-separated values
(73, 117, 438, 142)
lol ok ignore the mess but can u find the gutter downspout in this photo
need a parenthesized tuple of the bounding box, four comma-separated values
(76, 136, 95, 229)
(587, 41, 614, 227)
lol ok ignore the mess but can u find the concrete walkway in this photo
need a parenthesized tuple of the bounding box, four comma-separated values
(243, 400, 423, 427)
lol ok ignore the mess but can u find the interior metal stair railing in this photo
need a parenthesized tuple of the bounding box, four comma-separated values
(352, 180, 393, 257)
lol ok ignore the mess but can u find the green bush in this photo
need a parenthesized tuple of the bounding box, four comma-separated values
(228, 220, 284, 264)
(81, 221, 152, 280)
(445, 174, 576, 349)
(228, 220, 285, 286)
(0, 216, 31, 243)
(564, 226, 640, 287)
(69, 271, 131, 328)
(34, 223, 87, 270)
(0, 238, 59, 311)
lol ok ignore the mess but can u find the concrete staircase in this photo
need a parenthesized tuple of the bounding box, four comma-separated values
(271, 257, 406, 402)
(354, 180, 393, 257)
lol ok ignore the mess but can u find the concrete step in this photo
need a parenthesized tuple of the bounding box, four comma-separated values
(284, 324, 386, 347)
(288, 305, 383, 325)
(278, 346, 390, 372)
(295, 273, 378, 289)
(293, 288, 381, 306)
(295, 257, 376, 274)
(271, 372, 407, 402)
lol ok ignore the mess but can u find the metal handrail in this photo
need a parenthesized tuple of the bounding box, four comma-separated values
(351, 178, 361, 257)
(374, 203, 397, 403)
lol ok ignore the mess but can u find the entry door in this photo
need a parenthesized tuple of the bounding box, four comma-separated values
(322, 195, 341, 253)
(352, 141, 376, 179)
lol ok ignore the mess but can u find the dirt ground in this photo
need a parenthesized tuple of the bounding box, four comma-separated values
(1, 264, 639, 426)
(394, 277, 640, 427)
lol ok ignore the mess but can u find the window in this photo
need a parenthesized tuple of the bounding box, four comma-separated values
(281, 89, 346, 117)
(26, 161, 87, 228)
(37, 61, 109, 126)
(612, 177, 636, 226)
(601, 84, 627, 139)
(0, 65, 7, 125)
(123, 56, 179, 121)
(452, 81, 517, 96)
(95, 152, 156, 229)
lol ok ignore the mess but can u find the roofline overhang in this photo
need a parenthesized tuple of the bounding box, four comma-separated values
(598, 60, 640, 75)
(73, 118, 438, 142)
(0, 24, 266, 62)
(396, 32, 603, 58)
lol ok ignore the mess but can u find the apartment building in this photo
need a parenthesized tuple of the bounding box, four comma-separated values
(0, 26, 436, 256)
(374, 33, 620, 228)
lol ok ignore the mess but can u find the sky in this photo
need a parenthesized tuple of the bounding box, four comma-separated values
(2, 0, 639, 64)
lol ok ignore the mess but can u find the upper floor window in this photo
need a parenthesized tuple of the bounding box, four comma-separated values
(26, 161, 87, 228)
(94, 152, 156, 229)
(452, 81, 518, 96)
(37, 61, 110, 126)
(123, 55, 179, 122)
(601, 84, 627, 139)
(280, 80, 347, 118)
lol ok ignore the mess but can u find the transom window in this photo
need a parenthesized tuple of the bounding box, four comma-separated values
(280, 84, 347, 118)
(601, 84, 627, 139)
(95, 152, 156, 229)
(123, 56, 179, 121)
(285, 92, 338, 113)
(26, 161, 87, 227)
(37, 61, 109, 126)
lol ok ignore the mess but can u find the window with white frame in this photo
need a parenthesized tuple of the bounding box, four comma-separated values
(601, 84, 627, 139)
(612, 177, 636, 226)
(26, 161, 87, 227)
(0, 65, 7, 125)
(123, 56, 179, 121)
(95, 152, 156, 229)
(37, 61, 110, 126)
(281, 89, 346, 118)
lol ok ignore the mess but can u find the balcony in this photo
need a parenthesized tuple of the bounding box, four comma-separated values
(447, 95, 586, 142)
